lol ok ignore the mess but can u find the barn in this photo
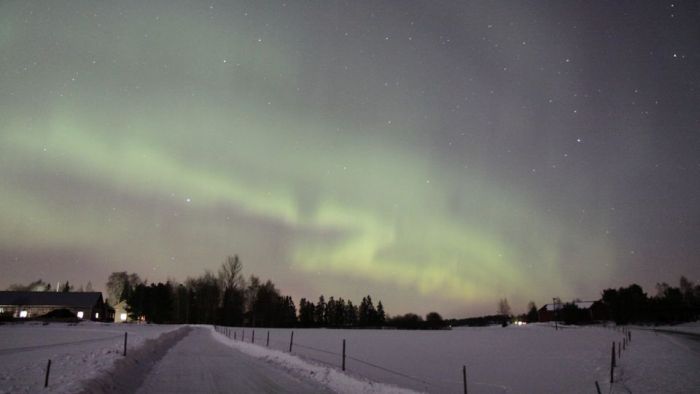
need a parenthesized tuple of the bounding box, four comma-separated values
(538, 301, 594, 322)
(0, 291, 114, 322)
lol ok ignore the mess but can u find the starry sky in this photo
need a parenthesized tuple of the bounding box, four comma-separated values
(1, 1, 699, 316)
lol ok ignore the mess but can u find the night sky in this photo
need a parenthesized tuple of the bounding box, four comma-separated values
(1, 1, 698, 316)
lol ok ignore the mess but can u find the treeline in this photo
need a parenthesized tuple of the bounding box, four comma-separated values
(7, 279, 92, 293)
(107, 256, 392, 328)
(513, 276, 700, 326)
(448, 314, 509, 327)
(297, 295, 385, 328)
(601, 276, 700, 324)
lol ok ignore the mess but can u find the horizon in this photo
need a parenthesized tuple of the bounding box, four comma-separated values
(1, 1, 699, 318)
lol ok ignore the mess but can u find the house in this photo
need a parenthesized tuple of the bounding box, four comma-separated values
(0, 291, 114, 322)
(112, 300, 133, 323)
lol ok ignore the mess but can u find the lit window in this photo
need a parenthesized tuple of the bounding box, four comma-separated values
(19, 310, 28, 318)
(120, 313, 127, 321)
(77, 311, 84, 319)
(95, 312, 99, 319)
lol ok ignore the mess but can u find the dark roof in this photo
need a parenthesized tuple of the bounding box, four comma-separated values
(0, 292, 104, 308)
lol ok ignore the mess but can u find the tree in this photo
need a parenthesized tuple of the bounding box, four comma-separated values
(526, 301, 539, 323)
(388, 313, 423, 329)
(425, 312, 446, 329)
(497, 298, 512, 318)
(61, 281, 73, 292)
(560, 302, 591, 325)
(281, 296, 297, 327)
(602, 284, 648, 324)
(245, 275, 261, 324)
(376, 301, 386, 326)
(315, 295, 326, 326)
(8, 279, 51, 291)
(218, 256, 245, 326)
(85, 281, 93, 292)
(298, 298, 316, 327)
(218, 255, 244, 292)
(186, 272, 220, 324)
(344, 300, 358, 327)
(251, 280, 276, 327)
(106, 272, 142, 305)
(359, 295, 378, 327)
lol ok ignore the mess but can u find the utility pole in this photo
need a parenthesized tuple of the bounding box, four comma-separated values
(553, 298, 558, 330)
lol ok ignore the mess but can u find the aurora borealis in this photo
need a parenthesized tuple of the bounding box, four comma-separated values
(1, 1, 699, 316)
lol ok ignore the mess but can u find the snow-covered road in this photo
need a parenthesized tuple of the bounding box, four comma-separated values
(135, 327, 332, 394)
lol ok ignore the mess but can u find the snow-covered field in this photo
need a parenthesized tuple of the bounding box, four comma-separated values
(1, 322, 699, 393)
(215, 323, 700, 393)
(0, 322, 179, 393)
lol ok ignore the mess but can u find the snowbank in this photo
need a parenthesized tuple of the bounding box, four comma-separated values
(0, 322, 181, 393)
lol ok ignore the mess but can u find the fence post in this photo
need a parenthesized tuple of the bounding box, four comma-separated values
(342, 339, 346, 371)
(618, 342, 621, 359)
(289, 331, 294, 352)
(266, 331, 270, 347)
(462, 365, 467, 394)
(628, 331, 631, 342)
(44, 359, 52, 388)
(595, 381, 602, 394)
(123, 332, 128, 356)
(610, 341, 615, 384)
(234, 331, 237, 341)
(252, 330, 255, 344)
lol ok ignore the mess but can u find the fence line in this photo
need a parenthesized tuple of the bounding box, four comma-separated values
(215, 325, 634, 394)
(214, 325, 459, 392)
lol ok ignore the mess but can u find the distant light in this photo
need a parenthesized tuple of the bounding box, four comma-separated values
(95, 312, 100, 319)
(77, 311, 84, 319)
(19, 310, 28, 318)
(120, 313, 128, 322)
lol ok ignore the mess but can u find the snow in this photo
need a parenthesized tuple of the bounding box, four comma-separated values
(0, 321, 180, 393)
(2, 322, 698, 393)
(134, 327, 333, 394)
(212, 323, 700, 393)
(210, 326, 416, 394)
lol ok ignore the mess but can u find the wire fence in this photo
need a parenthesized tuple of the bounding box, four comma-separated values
(214, 325, 472, 393)
(215, 324, 641, 394)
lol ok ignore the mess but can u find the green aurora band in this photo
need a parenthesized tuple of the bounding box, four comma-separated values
(0, 1, 617, 314)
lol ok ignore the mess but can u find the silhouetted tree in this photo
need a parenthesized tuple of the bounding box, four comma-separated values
(388, 313, 423, 329)
(61, 281, 73, 292)
(497, 298, 511, 318)
(106, 272, 141, 306)
(315, 295, 326, 326)
(186, 272, 220, 324)
(376, 301, 386, 326)
(218, 256, 245, 326)
(359, 295, 377, 327)
(298, 298, 315, 327)
(344, 300, 358, 327)
(526, 301, 539, 323)
(425, 312, 447, 329)
(7, 279, 51, 291)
